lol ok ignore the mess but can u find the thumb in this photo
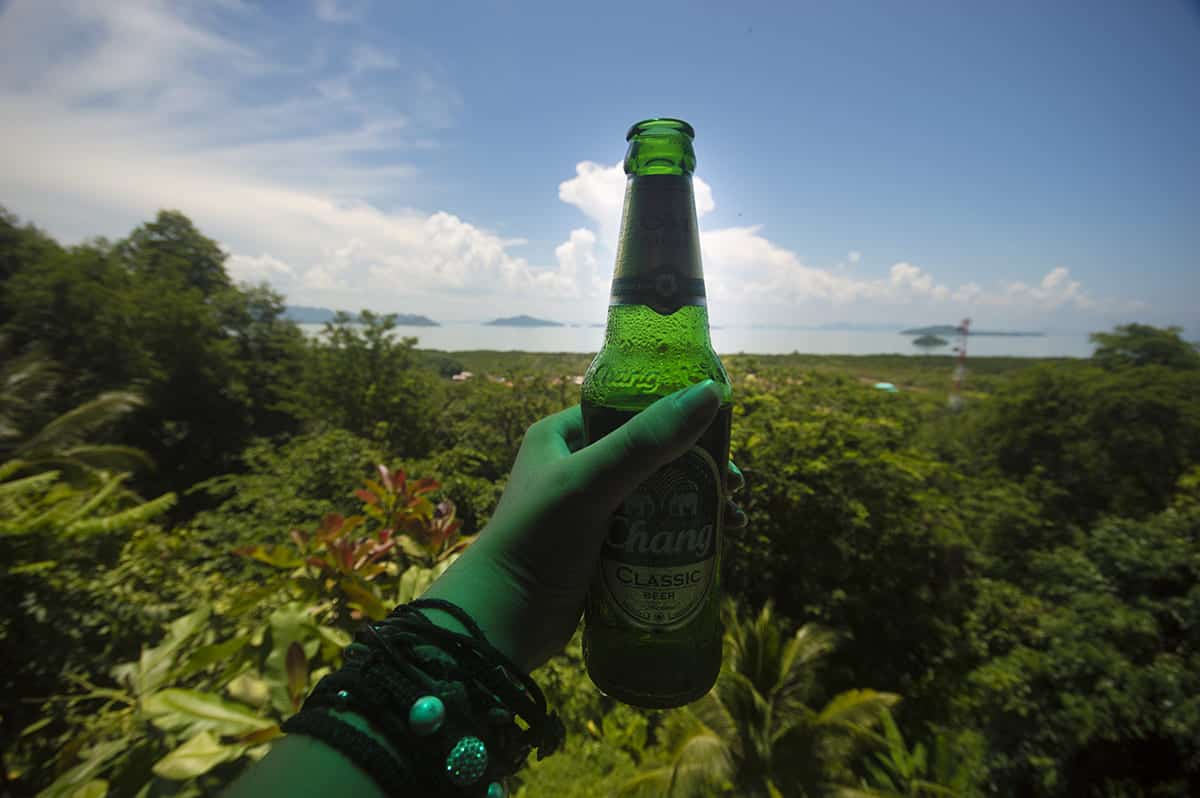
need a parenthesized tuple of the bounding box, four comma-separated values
(573, 379, 722, 507)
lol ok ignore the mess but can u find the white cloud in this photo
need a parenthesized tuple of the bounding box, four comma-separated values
(227, 253, 294, 283)
(847, 250, 862, 264)
(558, 161, 715, 248)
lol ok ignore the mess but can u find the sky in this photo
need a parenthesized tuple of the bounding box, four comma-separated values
(1, 0, 1197, 333)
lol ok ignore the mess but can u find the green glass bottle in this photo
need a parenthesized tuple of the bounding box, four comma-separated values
(581, 118, 732, 708)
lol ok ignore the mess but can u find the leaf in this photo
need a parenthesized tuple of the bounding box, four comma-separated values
(355, 488, 378, 505)
(68, 780, 108, 798)
(376, 465, 394, 493)
(37, 740, 124, 798)
(174, 636, 251, 681)
(237, 724, 284, 746)
(233, 544, 304, 569)
(20, 716, 53, 737)
(317, 624, 352, 648)
(339, 578, 389, 620)
(285, 642, 308, 710)
(225, 672, 271, 709)
(141, 689, 274, 736)
(133, 606, 211, 695)
(264, 604, 320, 715)
(152, 731, 245, 780)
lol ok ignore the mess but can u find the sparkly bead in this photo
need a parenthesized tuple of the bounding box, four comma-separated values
(445, 736, 488, 786)
(407, 695, 445, 736)
(487, 781, 506, 798)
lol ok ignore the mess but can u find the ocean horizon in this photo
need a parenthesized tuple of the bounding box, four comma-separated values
(298, 322, 1095, 358)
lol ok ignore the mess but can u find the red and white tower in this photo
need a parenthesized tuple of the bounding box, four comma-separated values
(949, 318, 970, 411)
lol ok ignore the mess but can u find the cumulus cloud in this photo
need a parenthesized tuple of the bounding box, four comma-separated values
(227, 253, 295, 283)
(558, 161, 714, 247)
(549, 157, 1118, 322)
(0, 0, 566, 316)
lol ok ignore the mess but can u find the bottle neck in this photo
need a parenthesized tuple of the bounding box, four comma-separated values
(610, 173, 706, 316)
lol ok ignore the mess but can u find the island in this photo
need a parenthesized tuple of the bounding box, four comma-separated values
(483, 315, 564, 327)
(912, 334, 950, 349)
(901, 325, 1044, 337)
(284, 306, 439, 326)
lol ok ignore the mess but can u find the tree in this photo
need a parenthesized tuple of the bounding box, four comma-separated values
(1090, 323, 1200, 371)
(623, 600, 898, 797)
(954, 474, 1200, 796)
(297, 311, 440, 458)
(969, 363, 1200, 525)
(116, 210, 231, 297)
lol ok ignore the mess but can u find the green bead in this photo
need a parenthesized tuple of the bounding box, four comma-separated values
(445, 736, 488, 786)
(487, 781, 506, 798)
(407, 695, 445, 736)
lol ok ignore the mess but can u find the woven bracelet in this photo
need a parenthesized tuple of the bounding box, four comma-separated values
(281, 598, 564, 797)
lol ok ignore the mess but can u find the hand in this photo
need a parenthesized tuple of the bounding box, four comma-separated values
(421, 380, 745, 671)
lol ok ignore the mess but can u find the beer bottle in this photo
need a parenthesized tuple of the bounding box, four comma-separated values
(581, 118, 732, 708)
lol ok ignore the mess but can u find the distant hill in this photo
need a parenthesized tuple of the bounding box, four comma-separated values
(484, 315, 564, 327)
(901, 325, 1044, 337)
(284, 306, 439, 326)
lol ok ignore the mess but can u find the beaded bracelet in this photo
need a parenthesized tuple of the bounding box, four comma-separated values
(281, 598, 564, 797)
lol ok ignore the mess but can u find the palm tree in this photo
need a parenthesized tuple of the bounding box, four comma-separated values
(847, 709, 978, 798)
(0, 339, 150, 480)
(621, 599, 899, 798)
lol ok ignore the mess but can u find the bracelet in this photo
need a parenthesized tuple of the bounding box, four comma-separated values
(281, 598, 564, 797)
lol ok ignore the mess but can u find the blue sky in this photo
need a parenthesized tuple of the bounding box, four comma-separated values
(1, 0, 1197, 332)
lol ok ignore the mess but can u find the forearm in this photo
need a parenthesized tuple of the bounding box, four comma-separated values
(223, 727, 392, 798)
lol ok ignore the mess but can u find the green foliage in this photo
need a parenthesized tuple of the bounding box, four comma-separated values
(4, 208, 1199, 798)
(0, 209, 308, 506)
(968, 362, 1200, 525)
(13, 464, 466, 796)
(191, 429, 385, 550)
(1090, 323, 1200, 371)
(623, 599, 899, 798)
(856, 710, 984, 797)
(725, 369, 971, 711)
(955, 481, 1200, 795)
(296, 310, 440, 458)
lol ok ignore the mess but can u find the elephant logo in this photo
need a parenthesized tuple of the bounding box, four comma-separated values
(626, 492, 656, 519)
(668, 491, 699, 518)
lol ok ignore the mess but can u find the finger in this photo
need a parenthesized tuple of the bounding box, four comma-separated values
(726, 461, 745, 494)
(571, 380, 722, 506)
(524, 405, 585, 459)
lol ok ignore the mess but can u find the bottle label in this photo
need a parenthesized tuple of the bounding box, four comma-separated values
(611, 175, 706, 315)
(597, 443, 724, 631)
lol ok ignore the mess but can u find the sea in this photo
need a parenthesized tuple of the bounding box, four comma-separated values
(298, 323, 1094, 358)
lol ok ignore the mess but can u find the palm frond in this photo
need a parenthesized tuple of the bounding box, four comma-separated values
(618, 766, 675, 797)
(19, 391, 143, 456)
(64, 492, 175, 537)
(815, 689, 901, 730)
(771, 623, 837, 714)
(689, 690, 739, 745)
(61, 444, 155, 473)
(669, 731, 735, 795)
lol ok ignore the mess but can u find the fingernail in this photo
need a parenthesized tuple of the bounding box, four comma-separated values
(728, 462, 745, 493)
(675, 379, 719, 421)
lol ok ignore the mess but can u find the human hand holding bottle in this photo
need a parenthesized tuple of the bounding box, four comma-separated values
(420, 379, 746, 672)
